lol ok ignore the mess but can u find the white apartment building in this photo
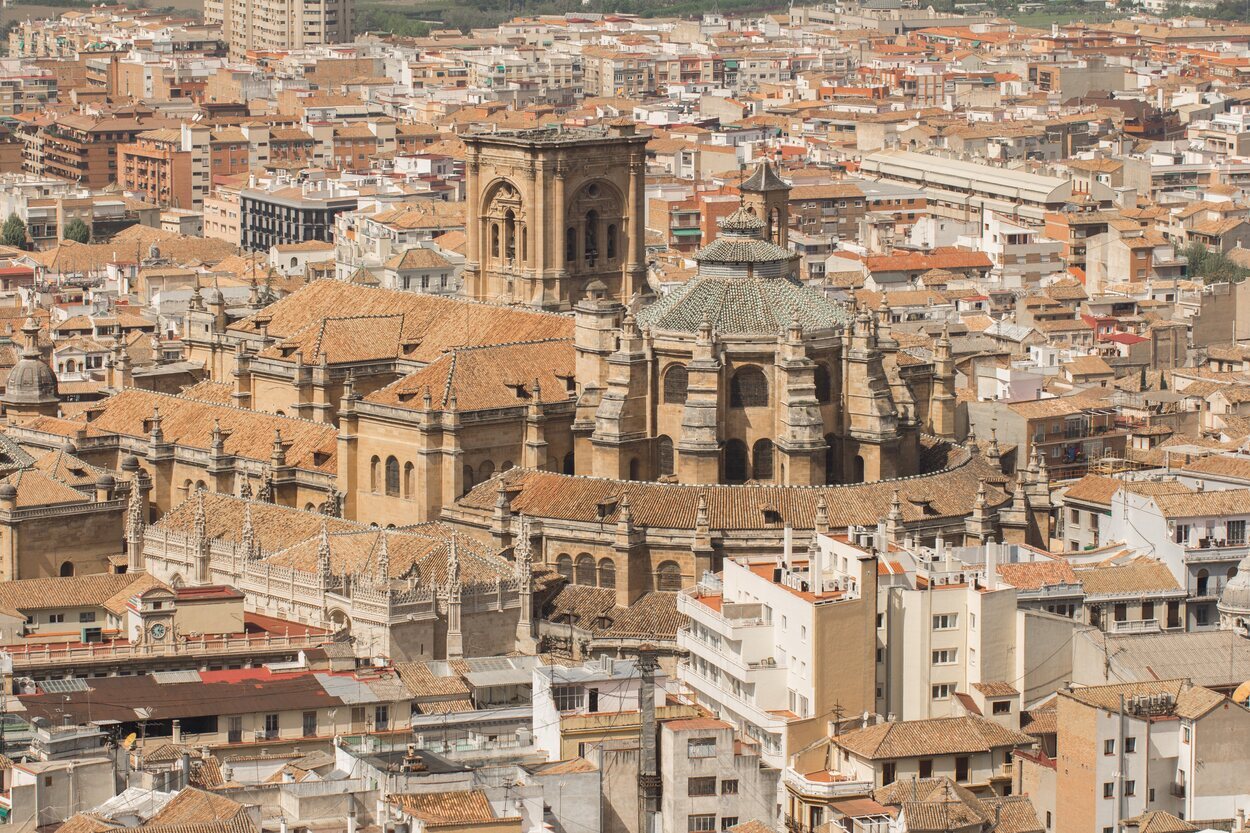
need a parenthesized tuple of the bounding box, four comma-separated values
(676, 531, 877, 769)
(958, 211, 1066, 289)
(1045, 679, 1250, 833)
(531, 657, 666, 762)
(878, 539, 1022, 723)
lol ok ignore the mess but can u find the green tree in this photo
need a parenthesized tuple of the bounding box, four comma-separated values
(1, 213, 26, 249)
(63, 219, 90, 244)
(1183, 241, 1250, 284)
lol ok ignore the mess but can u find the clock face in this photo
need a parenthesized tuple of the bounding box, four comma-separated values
(150, 622, 167, 640)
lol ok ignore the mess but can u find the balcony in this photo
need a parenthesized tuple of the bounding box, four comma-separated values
(677, 588, 771, 639)
(1183, 541, 1249, 564)
(783, 768, 874, 800)
(1169, 782, 1185, 798)
(1110, 618, 1160, 634)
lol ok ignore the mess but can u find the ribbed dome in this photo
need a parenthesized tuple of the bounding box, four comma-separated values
(1219, 554, 1250, 616)
(2, 318, 58, 407)
(718, 206, 766, 234)
(636, 274, 850, 335)
(693, 205, 796, 266)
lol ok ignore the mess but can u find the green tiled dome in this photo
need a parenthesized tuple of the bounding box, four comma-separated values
(637, 273, 850, 335)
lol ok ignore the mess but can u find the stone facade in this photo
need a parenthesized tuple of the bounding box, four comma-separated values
(462, 125, 649, 311)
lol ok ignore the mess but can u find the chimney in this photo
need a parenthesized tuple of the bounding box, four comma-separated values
(985, 541, 998, 591)
(783, 527, 793, 572)
(172, 719, 182, 745)
(180, 752, 192, 790)
(348, 804, 358, 833)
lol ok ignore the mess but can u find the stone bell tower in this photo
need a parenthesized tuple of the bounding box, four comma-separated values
(462, 124, 649, 311)
(739, 159, 790, 247)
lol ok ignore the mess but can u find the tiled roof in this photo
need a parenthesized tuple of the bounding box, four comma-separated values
(232, 281, 572, 365)
(0, 467, 91, 508)
(147, 788, 254, 830)
(1076, 556, 1179, 596)
(1124, 811, 1199, 833)
(73, 389, 338, 473)
(256, 314, 409, 365)
(971, 680, 1018, 697)
(996, 558, 1078, 591)
(0, 573, 162, 619)
(31, 446, 107, 488)
(1152, 487, 1250, 519)
(367, 339, 575, 412)
(834, 715, 1033, 760)
(543, 584, 681, 639)
(1063, 474, 1122, 506)
(389, 790, 507, 826)
(455, 446, 1007, 531)
(179, 381, 235, 405)
(394, 659, 472, 699)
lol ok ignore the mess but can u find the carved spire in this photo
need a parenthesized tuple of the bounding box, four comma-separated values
(514, 514, 532, 581)
(126, 477, 145, 543)
(192, 488, 207, 550)
(317, 520, 332, 581)
(241, 501, 257, 559)
(376, 530, 390, 580)
(696, 492, 709, 530)
(238, 475, 252, 500)
(445, 532, 461, 594)
(150, 406, 164, 445)
(815, 495, 829, 533)
(975, 478, 988, 511)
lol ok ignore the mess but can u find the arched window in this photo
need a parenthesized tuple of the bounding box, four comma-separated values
(501, 460, 514, 472)
(477, 460, 495, 483)
(575, 553, 596, 586)
(305, 502, 317, 511)
(196, 480, 207, 492)
(463, 465, 475, 495)
(370, 456, 381, 493)
(598, 558, 616, 589)
(730, 366, 768, 408)
(753, 439, 775, 481)
(504, 209, 516, 262)
(628, 458, 640, 481)
(404, 462, 415, 498)
(290, 256, 298, 268)
(491, 223, 500, 258)
(854, 455, 865, 483)
(1229, 566, 1239, 581)
(566, 227, 576, 263)
(563, 451, 575, 475)
(663, 364, 688, 405)
(1197, 569, 1209, 597)
(585, 210, 598, 265)
(520, 226, 527, 262)
(59, 561, 74, 577)
(657, 561, 682, 592)
(385, 456, 400, 497)
(725, 439, 749, 484)
(556, 554, 573, 582)
(657, 435, 674, 477)
(606, 224, 617, 260)
(814, 364, 832, 404)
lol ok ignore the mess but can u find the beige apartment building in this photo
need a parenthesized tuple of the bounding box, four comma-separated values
(205, 0, 352, 58)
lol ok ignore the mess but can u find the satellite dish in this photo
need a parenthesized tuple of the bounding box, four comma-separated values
(1233, 680, 1250, 707)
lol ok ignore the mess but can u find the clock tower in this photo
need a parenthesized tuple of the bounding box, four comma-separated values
(127, 586, 177, 644)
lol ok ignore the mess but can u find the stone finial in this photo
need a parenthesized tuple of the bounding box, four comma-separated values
(445, 532, 461, 593)
(317, 520, 332, 580)
(241, 501, 257, 559)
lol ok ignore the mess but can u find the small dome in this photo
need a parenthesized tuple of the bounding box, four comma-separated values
(1219, 554, 1250, 616)
(95, 474, 116, 489)
(202, 287, 224, 306)
(121, 454, 141, 471)
(2, 317, 58, 408)
(719, 206, 766, 235)
(62, 439, 77, 454)
(0, 484, 17, 500)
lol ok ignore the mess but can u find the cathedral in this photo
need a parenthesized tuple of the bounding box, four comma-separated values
(568, 164, 954, 486)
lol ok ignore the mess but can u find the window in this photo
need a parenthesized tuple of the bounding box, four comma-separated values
(1069, 508, 1080, 524)
(1046, 812, 1052, 830)
(658, 435, 675, 477)
(729, 366, 768, 408)
(1104, 739, 1115, 756)
(721, 780, 738, 795)
(1103, 782, 1114, 799)
(1174, 523, 1190, 544)
(1125, 737, 1136, 753)
(79, 612, 96, 623)
(351, 706, 366, 726)
(955, 756, 969, 781)
(882, 762, 896, 784)
(385, 456, 400, 496)
(932, 649, 957, 665)
(48, 614, 65, 624)
(657, 561, 683, 592)
(814, 364, 832, 403)
(597, 558, 616, 590)
(993, 701, 1012, 715)
(919, 759, 932, 778)
(1229, 519, 1247, 544)
(375, 705, 389, 730)
(575, 554, 596, 586)
(1114, 603, 1127, 622)
(933, 614, 957, 630)
(1196, 607, 1209, 627)
(724, 440, 749, 484)
(264, 713, 279, 739)
(1125, 780, 1136, 797)
(1182, 725, 1191, 743)
(689, 816, 716, 833)
(302, 711, 317, 737)
(752, 439, 774, 481)
(932, 684, 952, 700)
(688, 737, 716, 758)
(553, 686, 584, 712)
(228, 716, 243, 743)
(720, 819, 739, 831)
(688, 777, 716, 796)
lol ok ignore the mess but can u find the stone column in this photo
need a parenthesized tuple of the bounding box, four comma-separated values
(464, 154, 481, 299)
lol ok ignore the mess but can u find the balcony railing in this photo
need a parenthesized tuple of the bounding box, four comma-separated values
(1169, 782, 1185, 798)
(783, 768, 874, 799)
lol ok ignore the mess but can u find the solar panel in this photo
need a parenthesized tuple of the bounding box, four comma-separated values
(41, 678, 90, 693)
(150, 670, 202, 685)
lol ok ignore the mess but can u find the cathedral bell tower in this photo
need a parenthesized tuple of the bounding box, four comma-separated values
(739, 159, 790, 248)
(462, 124, 649, 311)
